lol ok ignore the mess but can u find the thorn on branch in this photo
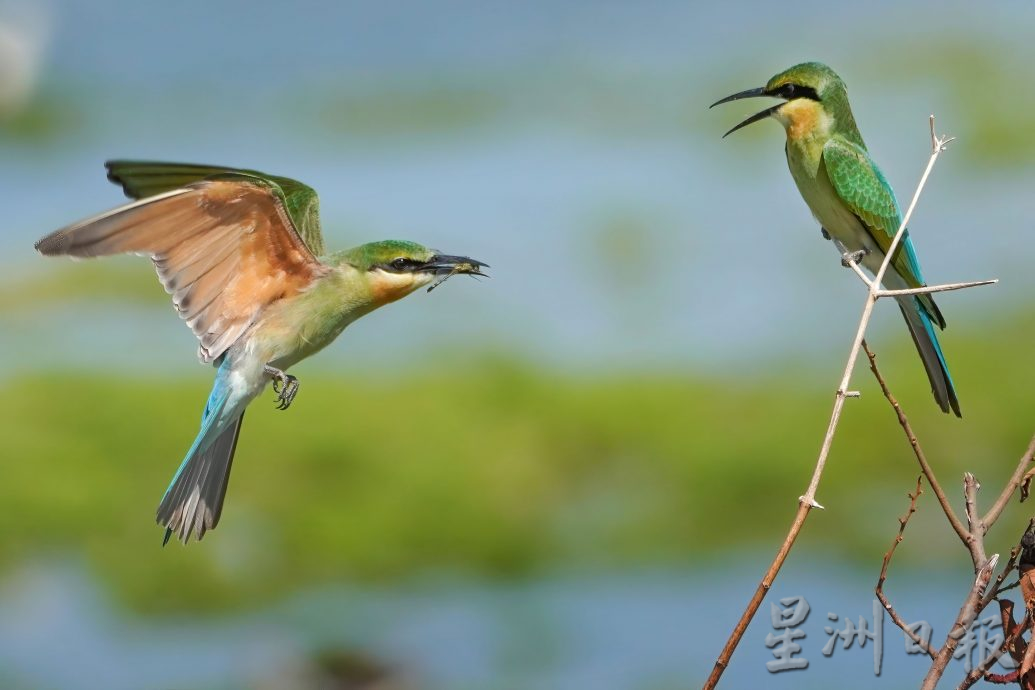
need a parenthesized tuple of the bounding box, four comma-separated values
(798, 495, 825, 509)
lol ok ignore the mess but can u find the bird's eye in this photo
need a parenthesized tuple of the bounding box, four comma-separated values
(390, 257, 412, 271)
(781, 84, 796, 98)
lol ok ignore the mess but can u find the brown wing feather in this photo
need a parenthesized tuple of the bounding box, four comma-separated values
(35, 181, 330, 363)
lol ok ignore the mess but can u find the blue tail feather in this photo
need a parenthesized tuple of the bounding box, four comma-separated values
(158, 360, 245, 543)
(917, 301, 957, 394)
(162, 364, 232, 501)
(898, 296, 960, 417)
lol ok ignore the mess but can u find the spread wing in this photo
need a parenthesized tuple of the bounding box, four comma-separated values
(105, 161, 326, 256)
(35, 172, 331, 363)
(822, 137, 944, 327)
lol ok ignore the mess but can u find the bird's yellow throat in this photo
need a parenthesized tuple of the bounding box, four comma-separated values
(775, 98, 831, 142)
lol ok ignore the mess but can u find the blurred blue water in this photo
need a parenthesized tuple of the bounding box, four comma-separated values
(0, 559, 1001, 690)
(2, 0, 1033, 375)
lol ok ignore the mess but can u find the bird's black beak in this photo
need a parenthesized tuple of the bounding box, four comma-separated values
(710, 86, 782, 138)
(422, 254, 489, 277)
(422, 254, 489, 292)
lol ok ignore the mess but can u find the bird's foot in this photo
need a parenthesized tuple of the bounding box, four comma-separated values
(275, 377, 299, 410)
(820, 227, 831, 241)
(840, 248, 868, 267)
(264, 364, 300, 411)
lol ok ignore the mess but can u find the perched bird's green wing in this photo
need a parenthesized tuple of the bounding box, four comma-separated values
(821, 138, 928, 287)
(105, 161, 325, 256)
(822, 138, 955, 414)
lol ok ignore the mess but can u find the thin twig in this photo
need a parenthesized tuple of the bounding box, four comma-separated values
(703, 114, 959, 690)
(998, 580, 1022, 596)
(875, 279, 998, 297)
(845, 258, 874, 287)
(871, 116, 954, 293)
(863, 342, 969, 544)
(983, 434, 1035, 531)
(832, 237, 875, 289)
(876, 474, 936, 658)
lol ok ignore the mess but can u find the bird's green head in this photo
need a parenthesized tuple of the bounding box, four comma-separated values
(711, 62, 858, 143)
(339, 239, 488, 305)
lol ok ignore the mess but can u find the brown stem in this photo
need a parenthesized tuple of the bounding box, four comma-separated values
(703, 500, 812, 687)
(922, 556, 998, 690)
(964, 473, 988, 566)
(982, 433, 1035, 531)
(876, 474, 936, 658)
(862, 342, 969, 544)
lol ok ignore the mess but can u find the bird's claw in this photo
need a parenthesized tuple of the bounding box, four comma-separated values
(840, 249, 867, 267)
(275, 376, 299, 411)
(264, 365, 300, 411)
(820, 227, 831, 240)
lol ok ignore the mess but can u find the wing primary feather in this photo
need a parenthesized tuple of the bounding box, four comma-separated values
(34, 189, 193, 256)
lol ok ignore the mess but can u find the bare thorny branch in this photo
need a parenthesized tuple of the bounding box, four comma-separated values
(864, 343, 1035, 689)
(703, 115, 1003, 689)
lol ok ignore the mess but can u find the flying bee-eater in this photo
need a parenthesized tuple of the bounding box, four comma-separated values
(711, 62, 960, 417)
(35, 161, 488, 543)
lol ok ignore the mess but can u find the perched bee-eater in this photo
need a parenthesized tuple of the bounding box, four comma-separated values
(35, 161, 488, 543)
(712, 62, 960, 416)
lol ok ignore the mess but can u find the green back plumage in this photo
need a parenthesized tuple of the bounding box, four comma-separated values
(104, 160, 325, 256)
(821, 138, 943, 327)
(823, 139, 902, 244)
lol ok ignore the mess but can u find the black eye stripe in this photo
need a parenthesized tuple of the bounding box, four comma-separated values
(776, 83, 820, 101)
(385, 257, 423, 272)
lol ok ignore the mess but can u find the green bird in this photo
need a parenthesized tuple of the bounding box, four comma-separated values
(35, 161, 488, 543)
(712, 62, 960, 416)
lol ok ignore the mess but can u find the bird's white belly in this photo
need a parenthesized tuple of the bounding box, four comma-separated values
(223, 338, 273, 409)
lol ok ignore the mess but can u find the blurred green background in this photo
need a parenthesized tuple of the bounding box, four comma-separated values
(0, 1, 1033, 688)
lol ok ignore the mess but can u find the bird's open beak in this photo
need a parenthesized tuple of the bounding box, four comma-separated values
(422, 254, 489, 292)
(710, 86, 782, 138)
(423, 254, 489, 277)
